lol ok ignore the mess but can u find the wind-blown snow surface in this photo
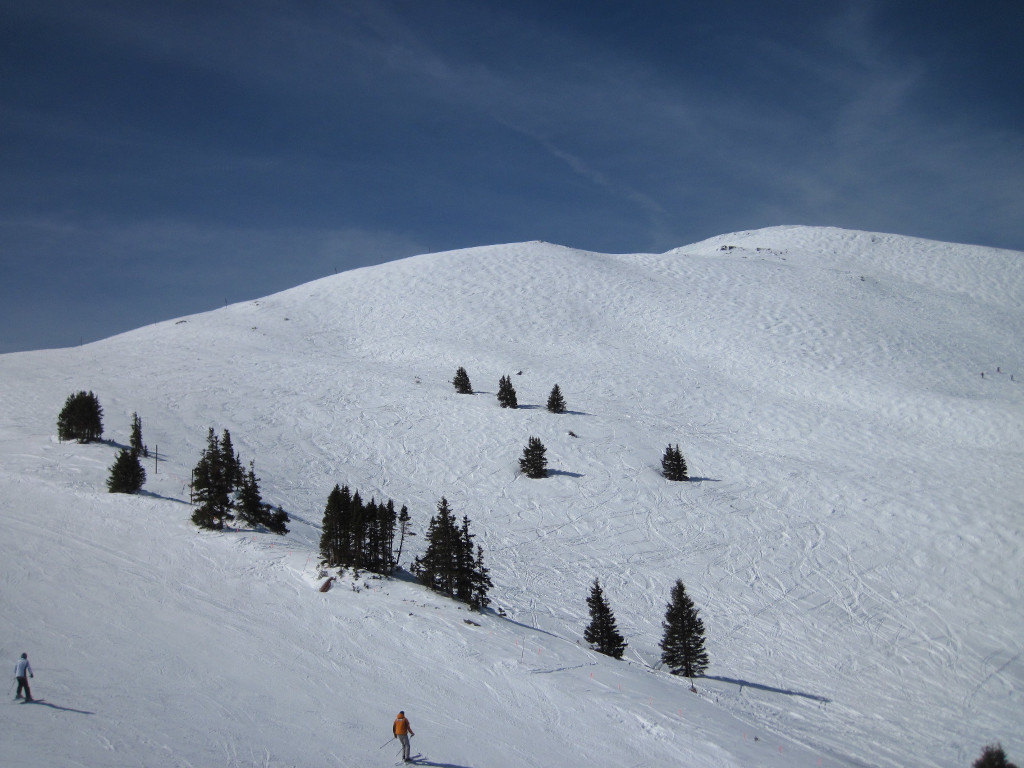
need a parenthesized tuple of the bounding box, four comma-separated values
(1, 226, 1022, 768)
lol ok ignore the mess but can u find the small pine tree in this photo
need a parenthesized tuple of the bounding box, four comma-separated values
(106, 448, 146, 494)
(57, 391, 104, 443)
(660, 579, 709, 678)
(129, 412, 148, 458)
(497, 375, 518, 408)
(661, 444, 689, 481)
(519, 436, 548, 478)
(546, 384, 566, 413)
(584, 578, 627, 659)
(974, 744, 1019, 768)
(453, 366, 473, 394)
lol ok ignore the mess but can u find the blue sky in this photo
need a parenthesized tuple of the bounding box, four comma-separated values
(2, 1, 1022, 352)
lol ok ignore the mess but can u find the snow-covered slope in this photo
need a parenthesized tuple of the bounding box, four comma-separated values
(1, 225, 1022, 767)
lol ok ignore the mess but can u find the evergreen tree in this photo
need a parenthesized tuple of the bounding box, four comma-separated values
(320, 485, 392, 573)
(413, 498, 490, 609)
(453, 366, 473, 395)
(413, 497, 460, 596)
(974, 744, 1019, 768)
(519, 436, 548, 478)
(191, 428, 234, 530)
(584, 578, 627, 659)
(320, 484, 348, 566)
(219, 429, 244, 492)
(455, 515, 476, 605)
(235, 462, 264, 528)
(106, 448, 146, 494)
(57, 391, 104, 443)
(347, 490, 365, 568)
(659, 579, 709, 678)
(546, 384, 566, 413)
(377, 499, 397, 572)
(129, 412, 148, 458)
(394, 504, 412, 568)
(497, 375, 518, 408)
(469, 544, 492, 611)
(661, 444, 689, 481)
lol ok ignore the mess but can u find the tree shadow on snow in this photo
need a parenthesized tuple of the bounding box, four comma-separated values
(138, 489, 190, 505)
(23, 699, 95, 715)
(548, 469, 583, 478)
(704, 676, 830, 703)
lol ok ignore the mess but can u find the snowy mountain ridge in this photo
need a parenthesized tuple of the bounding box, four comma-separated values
(1, 225, 1021, 768)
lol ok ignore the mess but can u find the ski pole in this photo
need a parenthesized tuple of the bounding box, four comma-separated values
(378, 737, 396, 750)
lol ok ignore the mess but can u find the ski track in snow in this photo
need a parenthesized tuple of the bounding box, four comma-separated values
(1, 226, 1022, 767)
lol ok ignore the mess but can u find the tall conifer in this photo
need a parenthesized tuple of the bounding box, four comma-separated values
(497, 375, 518, 408)
(659, 579, 709, 678)
(129, 412, 148, 458)
(584, 578, 627, 658)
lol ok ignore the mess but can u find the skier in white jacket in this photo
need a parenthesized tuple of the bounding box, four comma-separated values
(15, 653, 33, 702)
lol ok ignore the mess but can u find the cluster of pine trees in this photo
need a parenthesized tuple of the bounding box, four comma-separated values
(584, 578, 709, 679)
(54, 393, 149, 495)
(412, 497, 492, 610)
(454, 369, 691, 482)
(453, 367, 567, 415)
(57, 390, 104, 443)
(190, 427, 288, 534)
(319, 484, 410, 576)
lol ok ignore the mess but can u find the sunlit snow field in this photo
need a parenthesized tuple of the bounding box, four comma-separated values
(2, 226, 1021, 767)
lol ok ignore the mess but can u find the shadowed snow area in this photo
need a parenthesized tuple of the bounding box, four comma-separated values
(1, 225, 1021, 767)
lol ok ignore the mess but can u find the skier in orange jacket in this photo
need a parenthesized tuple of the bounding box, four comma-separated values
(393, 711, 415, 762)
